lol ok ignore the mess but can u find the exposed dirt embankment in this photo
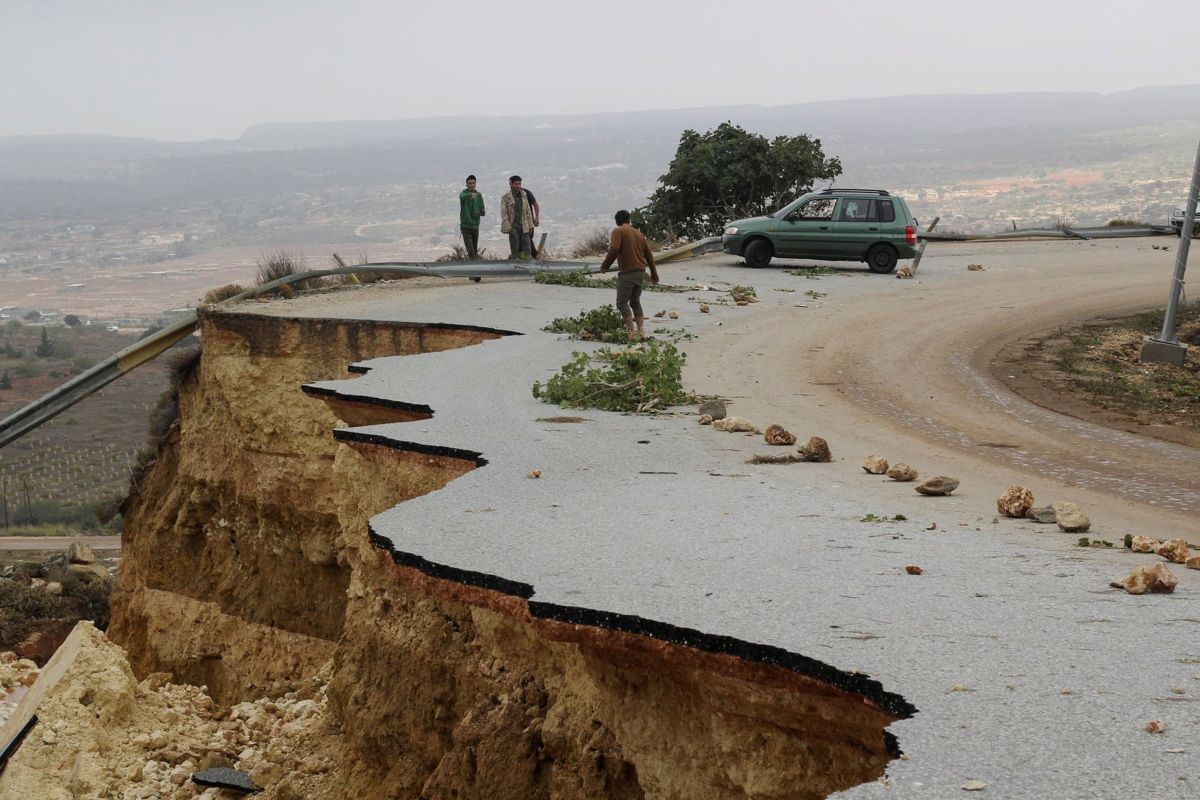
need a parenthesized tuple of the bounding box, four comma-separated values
(108, 313, 511, 702)
(99, 309, 908, 798)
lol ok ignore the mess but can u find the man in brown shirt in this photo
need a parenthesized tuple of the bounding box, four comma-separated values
(598, 209, 659, 339)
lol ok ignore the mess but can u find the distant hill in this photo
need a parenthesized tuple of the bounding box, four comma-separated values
(2, 86, 1199, 228)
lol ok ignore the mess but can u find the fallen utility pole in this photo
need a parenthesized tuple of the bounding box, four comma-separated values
(1140, 136, 1199, 365)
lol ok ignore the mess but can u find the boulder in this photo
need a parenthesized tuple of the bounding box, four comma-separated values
(67, 542, 97, 565)
(763, 425, 796, 446)
(697, 414, 713, 425)
(698, 399, 727, 420)
(41, 552, 67, 571)
(45, 581, 63, 596)
(713, 416, 757, 433)
(1053, 502, 1090, 533)
(887, 463, 918, 482)
(796, 436, 832, 462)
(1154, 538, 1190, 564)
(67, 563, 111, 584)
(1131, 536, 1160, 553)
(1186, 555, 1200, 571)
(1111, 564, 1178, 595)
(13, 561, 43, 579)
(916, 476, 959, 496)
(996, 485, 1034, 518)
(862, 455, 889, 474)
(1026, 505, 1057, 524)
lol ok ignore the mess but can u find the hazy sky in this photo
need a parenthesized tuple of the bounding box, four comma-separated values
(4, 0, 1198, 141)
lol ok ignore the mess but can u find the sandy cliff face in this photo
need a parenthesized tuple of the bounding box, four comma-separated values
(107, 314, 505, 702)
(99, 309, 907, 799)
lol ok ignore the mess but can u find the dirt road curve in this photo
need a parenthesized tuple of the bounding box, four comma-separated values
(0, 535, 120, 552)
(687, 238, 1197, 541)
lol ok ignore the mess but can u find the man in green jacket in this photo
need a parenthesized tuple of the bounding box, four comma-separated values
(459, 175, 486, 260)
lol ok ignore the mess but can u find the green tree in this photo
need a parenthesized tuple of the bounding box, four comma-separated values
(35, 327, 55, 358)
(64, 314, 82, 327)
(634, 122, 842, 241)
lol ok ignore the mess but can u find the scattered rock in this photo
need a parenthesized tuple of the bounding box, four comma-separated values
(887, 463, 918, 482)
(996, 485, 1034, 518)
(668, 311, 679, 319)
(905, 565, 923, 575)
(1145, 719, 1167, 734)
(967, 263, 986, 271)
(697, 414, 714, 425)
(916, 476, 959, 496)
(1186, 555, 1200, 571)
(699, 304, 711, 313)
(896, 266, 914, 279)
(1052, 502, 1090, 532)
(698, 399, 727, 420)
(1131, 535, 1161, 553)
(926, 523, 937, 530)
(526, 469, 540, 479)
(763, 425, 796, 446)
(1154, 538, 1189, 564)
(862, 455, 889, 474)
(1111, 564, 1178, 595)
(796, 436, 832, 462)
(713, 416, 757, 433)
(44, 581, 63, 596)
(962, 780, 987, 791)
(1026, 505, 1057, 524)
(653, 310, 666, 318)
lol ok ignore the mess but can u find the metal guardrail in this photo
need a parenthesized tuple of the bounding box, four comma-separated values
(922, 225, 1177, 242)
(0, 246, 725, 451)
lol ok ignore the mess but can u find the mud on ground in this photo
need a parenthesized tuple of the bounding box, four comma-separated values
(998, 305, 1200, 448)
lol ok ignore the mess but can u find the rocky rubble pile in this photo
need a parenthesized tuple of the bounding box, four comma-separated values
(0, 623, 334, 799)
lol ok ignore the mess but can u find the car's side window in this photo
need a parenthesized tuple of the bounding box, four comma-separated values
(790, 198, 836, 221)
(839, 199, 875, 222)
(878, 200, 895, 223)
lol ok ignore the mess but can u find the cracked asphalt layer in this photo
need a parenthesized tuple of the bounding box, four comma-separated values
(252, 238, 1199, 798)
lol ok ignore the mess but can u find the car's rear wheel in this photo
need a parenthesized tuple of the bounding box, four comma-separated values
(743, 238, 773, 268)
(866, 244, 898, 274)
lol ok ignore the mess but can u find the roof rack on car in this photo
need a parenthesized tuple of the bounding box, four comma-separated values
(818, 188, 890, 196)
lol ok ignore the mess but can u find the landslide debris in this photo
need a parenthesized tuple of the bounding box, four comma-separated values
(0, 622, 340, 800)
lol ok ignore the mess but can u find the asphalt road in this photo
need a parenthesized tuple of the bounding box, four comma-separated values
(235, 242, 1200, 798)
(0, 535, 120, 552)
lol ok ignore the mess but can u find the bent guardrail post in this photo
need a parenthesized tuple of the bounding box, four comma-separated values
(909, 217, 940, 274)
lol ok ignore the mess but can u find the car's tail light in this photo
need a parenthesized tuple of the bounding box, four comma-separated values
(905, 225, 916, 245)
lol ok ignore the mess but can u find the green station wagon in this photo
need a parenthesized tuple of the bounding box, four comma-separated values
(721, 188, 918, 273)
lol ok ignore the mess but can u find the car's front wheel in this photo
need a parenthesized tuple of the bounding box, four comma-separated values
(743, 238, 773, 268)
(866, 244, 898, 274)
